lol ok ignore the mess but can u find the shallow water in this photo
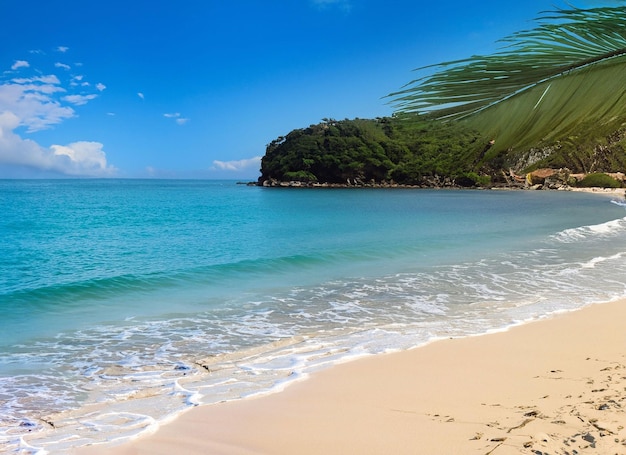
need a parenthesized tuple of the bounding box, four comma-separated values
(1, 180, 625, 453)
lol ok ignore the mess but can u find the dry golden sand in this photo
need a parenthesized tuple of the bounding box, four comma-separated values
(77, 299, 626, 455)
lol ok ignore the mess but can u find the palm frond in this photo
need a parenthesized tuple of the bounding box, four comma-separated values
(389, 4, 626, 150)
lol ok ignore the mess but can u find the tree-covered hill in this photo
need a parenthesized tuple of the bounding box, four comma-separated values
(259, 117, 491, 186)
(258, 116, 626, 188)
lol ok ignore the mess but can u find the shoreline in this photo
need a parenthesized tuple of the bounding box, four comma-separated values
(76, 298, 626, 454)
(255, 179, 626, 199)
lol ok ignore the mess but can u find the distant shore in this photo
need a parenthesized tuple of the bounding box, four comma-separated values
(77, 297, 626, 455)
(254, 168, 626, 194)
(571, 186, 626, 197)
(256, 179, 626, 195)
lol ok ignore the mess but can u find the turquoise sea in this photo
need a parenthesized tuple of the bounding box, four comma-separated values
(2, 180, 626, 453)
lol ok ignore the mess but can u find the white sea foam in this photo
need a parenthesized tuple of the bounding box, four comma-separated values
(6, 258, 626, 453)
(552, 216, 626, 243)
(581, 252, 625, 268)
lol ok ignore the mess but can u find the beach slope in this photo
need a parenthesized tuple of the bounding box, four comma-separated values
(77, 299, 626, 454)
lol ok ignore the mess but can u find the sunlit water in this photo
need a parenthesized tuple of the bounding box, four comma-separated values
(2, 180, 626, 453)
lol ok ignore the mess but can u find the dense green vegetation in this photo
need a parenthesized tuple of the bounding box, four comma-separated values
(578, 173, 623, 188)
(260, 117, 495, 186)
(258, 116, 626, 187)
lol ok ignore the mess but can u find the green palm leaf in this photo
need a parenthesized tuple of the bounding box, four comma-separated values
(390, 4, 626, 151)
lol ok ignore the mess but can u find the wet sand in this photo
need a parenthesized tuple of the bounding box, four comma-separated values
(75, 298, 626, 454)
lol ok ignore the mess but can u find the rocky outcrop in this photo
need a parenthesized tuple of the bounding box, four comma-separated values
(524, 168, 573, 190)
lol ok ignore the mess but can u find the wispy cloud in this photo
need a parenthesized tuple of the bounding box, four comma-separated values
(56, 46, 69, 53)
(137, 92, 145, 100)
(212, 156, 261, 172)
(62, 94, 98, 105)
(11, 60, 29, 70)
(1, 75, 72, 132)
(69, 75, 85, 87)
(55, 62, 71, 70)
(96, 83, 106, 91)
(164, 112, 189, 125)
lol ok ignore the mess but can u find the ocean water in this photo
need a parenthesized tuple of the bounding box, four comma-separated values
(2, 179, 626, 453)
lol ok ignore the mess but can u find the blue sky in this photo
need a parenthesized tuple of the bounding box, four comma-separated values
(0, 0, 610, 179)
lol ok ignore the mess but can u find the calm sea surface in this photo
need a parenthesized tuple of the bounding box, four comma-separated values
(2, 180, 626, 453)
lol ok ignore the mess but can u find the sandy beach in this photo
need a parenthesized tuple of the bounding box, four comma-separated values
(76, 298, 626, 455)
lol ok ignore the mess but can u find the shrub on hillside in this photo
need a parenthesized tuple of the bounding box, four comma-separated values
(577, 173, 622, 188)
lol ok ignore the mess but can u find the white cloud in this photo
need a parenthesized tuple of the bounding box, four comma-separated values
(164, 112, 189, 125)
(69, 75, 84, 87)
(55, 62, 71, 70)
(11, 75, 62, 87)
(0, 60, 115, 177)
(0, 77, 73, 132)
(62, 94, 98, 105)
(137, 92, 145, 100)
(39, 74, 62, 84)
(11, 60, 30, 70)
(51, 142, 114, 174)
(57, 46, 69, 53)
(212, 156, 262, 172)
(96, 82, 106, 91)
(0, 112, 116, 176)
(1, 74, 100, 124)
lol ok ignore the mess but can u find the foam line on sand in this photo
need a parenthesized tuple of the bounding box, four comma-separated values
(77, 299, 626, 454)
